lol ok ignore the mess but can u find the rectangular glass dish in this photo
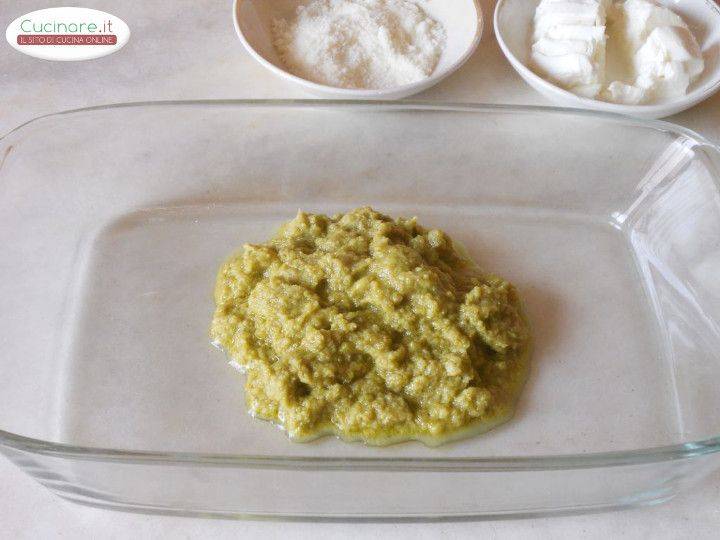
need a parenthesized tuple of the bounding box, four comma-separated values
(1, 101, 720, 520)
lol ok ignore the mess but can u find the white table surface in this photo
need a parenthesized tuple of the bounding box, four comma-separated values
(2, 1, 719, 538)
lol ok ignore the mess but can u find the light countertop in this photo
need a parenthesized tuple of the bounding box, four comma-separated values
(2, 1, 719, 538)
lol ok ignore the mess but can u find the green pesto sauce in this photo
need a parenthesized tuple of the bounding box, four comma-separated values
(211, 207, 531, 446)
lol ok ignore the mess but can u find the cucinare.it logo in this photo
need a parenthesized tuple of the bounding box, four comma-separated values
(6, 7, 130, 61)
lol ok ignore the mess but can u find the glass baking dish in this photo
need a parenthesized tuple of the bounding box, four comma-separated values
(1, 101, 719, 520)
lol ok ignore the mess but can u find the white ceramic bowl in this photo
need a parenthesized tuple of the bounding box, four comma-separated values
(495, 0, 720, 119)
(233, 0, 483, 99)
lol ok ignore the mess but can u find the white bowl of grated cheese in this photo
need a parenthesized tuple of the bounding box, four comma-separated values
(233, 0, 483, 99)
(495, 0, 720, 119)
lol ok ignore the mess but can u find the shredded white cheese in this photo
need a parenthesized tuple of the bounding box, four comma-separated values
(272, 0, 446, 90)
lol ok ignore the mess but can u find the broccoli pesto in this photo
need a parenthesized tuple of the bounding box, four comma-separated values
(211, 207, 530, 445)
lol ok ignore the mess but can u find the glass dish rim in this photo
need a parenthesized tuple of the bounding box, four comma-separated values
(1, 99, 719, 471)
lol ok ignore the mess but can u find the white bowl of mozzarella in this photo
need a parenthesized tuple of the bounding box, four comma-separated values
(495, 0, 720, 118)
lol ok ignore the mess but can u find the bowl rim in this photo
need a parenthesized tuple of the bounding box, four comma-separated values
(2, 99, 720, 471)
(231, 0, 484, 97)
(493, 0, 720, 116)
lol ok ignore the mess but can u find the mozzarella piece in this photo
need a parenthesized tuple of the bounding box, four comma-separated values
(531, 0, 607, 98)
(602, 81, 646, 104)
